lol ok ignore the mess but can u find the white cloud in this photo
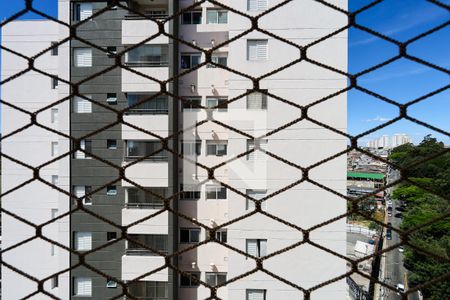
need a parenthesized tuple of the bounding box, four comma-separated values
(365, 116, 390, 122)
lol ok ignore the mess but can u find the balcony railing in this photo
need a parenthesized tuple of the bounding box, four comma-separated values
(125, 13, 168, 20)
(125, 202, 164, 209)
(125, 108, 169, 115)
(125, 249, 167, 256)
(124, 61, 169, 68)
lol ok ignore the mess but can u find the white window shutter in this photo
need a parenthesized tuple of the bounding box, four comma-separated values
(259, 239, 267, 256)
(75, 140, 86, 159)
(248, 0, 258, 11)
(247, 41, 258, 60)
(246, 239, 257, 256)
(247, 92, 261, 109)
(257, 0, 268, 11)
(74, 96, 92, 113)
(74, 48, 92, 67)
(257, 41, 268, 60)
(74, 186, 85, 198)
(79, 3, 93, 21)
(75, 277, 92, 296)
(75, 232, 92, 251)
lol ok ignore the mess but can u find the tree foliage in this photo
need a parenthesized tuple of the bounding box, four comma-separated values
(389, 135, 450, 299)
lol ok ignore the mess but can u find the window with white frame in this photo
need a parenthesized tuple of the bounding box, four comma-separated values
(73, 95, 92, 113)
(74, 232, 92, 251)
(180, 272, 201, 287)
(51, 275, 59, 289)
(247, 139, 268, 160)
(247, 39, 268, 61)
(180, 228, 200, 243)
(207, 10, 228, 24)
(73, 277, 92, 296)
(74, 3, 93, 21)
(179, 184, 201, 200)
(246, 239, 267, 257)
(205, 272, 227, 286)
(74, 139, 92, 159)
(74, 48, 92, 67)
(207, 53, 228, 68)
(182, 97, 202, 110)
(247, 90, 268, 109)
(51, 175, 59, 186)
(51, 77, 58, 89)
(215, 229, 227, 243)
(181, 11, 202, 24)
(247, 0, 268, 11)
(206, 140, 227, 156)
(181, 140, 202, 156)
(246, 189, 267, 210)
(206, 185, 227, 200)
(51, 108, 59, 123)
(51, 141, 59, 156)
(73, 185, 92, 205)
(206, 97, 228, 111)
(181, 53, 201, 69)
(246, 289, 267, 300)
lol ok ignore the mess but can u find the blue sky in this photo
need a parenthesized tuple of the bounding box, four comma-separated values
(0, 0, 449, 145)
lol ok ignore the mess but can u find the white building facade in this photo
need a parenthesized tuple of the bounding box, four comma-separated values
(1, 0, 347, 299)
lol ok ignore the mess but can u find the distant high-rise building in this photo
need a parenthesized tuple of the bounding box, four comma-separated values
(391, 133, 412, 148)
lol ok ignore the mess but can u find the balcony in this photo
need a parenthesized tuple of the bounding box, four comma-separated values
(122, 209, 168, 234)
(122, 66, 168, 92)
(122, 255, 168, 281)
(122, 115, 169, 139)
(122, 161, 169, 187)
(122, 19, 169, 45)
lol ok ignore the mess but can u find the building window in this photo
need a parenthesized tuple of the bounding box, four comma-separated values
(127, 94, 168, 114)
(247, 0, 268, 11)
(74, 232, 92, 251)
(107, 232, 117, 241)
(73, 185, 92, 205)
(206, 140, 227, 156)
(181, 140, 201, 156)
(73, 277, 92, 296)
(182, 11, 202, 24)
(51, 275, 59, 289)
(106, 186, 117, 196)
(126, 44, 168, 67)
(51, 42, 58, 56)
(126, 234, 168, 254)
(51, 141, 59, 156)
(74, 139, 92, 159)
(246, 239, 267, 257)
(182, 97, 202, 110)
(74, 2, 93, 21)
(247, 90, 268, 109)
(215, 229, 227, 243)
(247, 39, 268, 61)
(51, 108, 59, 123)
(128, 281, 168, 299)
(73, 95, 92, 113)
(207, 10, 228, 24)
(205, 272, 227, 286)
(107, 139, 117, 149)
(207, 54, 228, 68)
(180, 272, 201, 287)
(126, 187, 166, 209)
(51, 208, 58, 219)
(181, 53, 201, 69)
(74, 48, 92, 67)
(246, 189, 267, 210)
(247, 139, 268, 160)
(106, 93, 117, 104)
(106, 280, 117, 288)
(206, 185, 227, 200)
(246, 289, 267, 300)
(125, 140, 168, 161)
(51, 175, 59, 186)
(51, 77, 58, 89)
(206, 97, 228, 111)
(180, 228, 200, 243)
(180, 185, 201, 201)
(106, 46, 117, 57)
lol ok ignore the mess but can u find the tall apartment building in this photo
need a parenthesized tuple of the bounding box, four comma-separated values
(1, 0, 348, 299)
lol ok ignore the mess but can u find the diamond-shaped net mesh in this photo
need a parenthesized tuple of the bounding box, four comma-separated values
(0, 0, 449, 299)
